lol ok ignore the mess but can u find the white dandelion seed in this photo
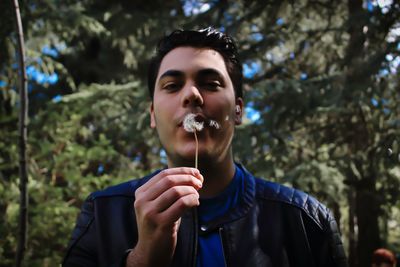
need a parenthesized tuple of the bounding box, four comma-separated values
(183, 113, 204, 133)
(209, 120, 220, 129)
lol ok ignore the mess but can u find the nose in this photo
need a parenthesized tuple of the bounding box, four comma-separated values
(181, 83, 204, 107)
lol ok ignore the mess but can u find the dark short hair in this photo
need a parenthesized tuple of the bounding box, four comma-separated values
(147, 27, 243, 99)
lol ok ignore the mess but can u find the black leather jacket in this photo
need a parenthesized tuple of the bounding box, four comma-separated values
(63, 164, 348, 267)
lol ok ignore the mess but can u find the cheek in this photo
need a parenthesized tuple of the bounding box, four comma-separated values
(208, 103, 236, 135)
(215, 101, 236, 123)
(152, 106, 169, 134)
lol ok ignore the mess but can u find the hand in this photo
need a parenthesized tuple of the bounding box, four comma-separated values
(126, 167, 203, 267)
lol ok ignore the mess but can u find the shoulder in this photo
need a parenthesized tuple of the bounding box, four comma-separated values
(254, 177, 331, 229)
(88, 169, 162, 200)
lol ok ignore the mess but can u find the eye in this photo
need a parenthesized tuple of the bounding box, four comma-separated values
(200, 81, 221, 91)
(162, 82, 182, 92)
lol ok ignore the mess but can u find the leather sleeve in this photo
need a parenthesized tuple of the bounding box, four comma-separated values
(62, 195, 98, 267)
(317, 211, 349, 267)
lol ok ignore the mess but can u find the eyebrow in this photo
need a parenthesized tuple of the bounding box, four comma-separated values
(158, 68, 225, 80)
(196, 68, 225, 80)
(158, 70, 184, 81)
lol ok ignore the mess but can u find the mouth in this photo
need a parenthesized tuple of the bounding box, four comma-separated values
(178, 113, 206, 127)
(178, 113, 221, 131)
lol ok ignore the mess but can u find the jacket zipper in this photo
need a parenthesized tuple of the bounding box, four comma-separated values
(219, 227, 228, 267)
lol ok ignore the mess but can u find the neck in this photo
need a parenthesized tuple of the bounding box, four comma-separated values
(197, 158, 236, 198)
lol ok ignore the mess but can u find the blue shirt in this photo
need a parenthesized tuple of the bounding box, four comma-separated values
(196, 165, 244, 267)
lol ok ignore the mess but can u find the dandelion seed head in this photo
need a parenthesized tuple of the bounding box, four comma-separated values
(183, 113, 204, 132)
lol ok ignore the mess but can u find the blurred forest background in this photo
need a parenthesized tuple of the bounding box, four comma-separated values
(1, 0, 400, 266)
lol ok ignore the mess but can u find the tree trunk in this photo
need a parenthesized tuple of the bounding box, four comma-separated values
(355, 178, 381, 267)
(13, 0, 29, 266)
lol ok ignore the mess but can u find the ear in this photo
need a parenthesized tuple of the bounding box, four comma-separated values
(150, 102, 156, 128)
(234, 98, 243, 125)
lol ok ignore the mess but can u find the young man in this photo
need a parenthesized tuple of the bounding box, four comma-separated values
(63, 28, 348, 267)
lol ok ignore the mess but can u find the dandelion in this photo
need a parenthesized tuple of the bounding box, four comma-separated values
(183, 113, 221, 168)
(183, 114, 203, 169)
(183, 113, 204, 133)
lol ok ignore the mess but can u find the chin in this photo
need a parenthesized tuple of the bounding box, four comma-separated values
(169, 150, 212, 168)
(166, 149, 196, 167)
(170, 156, 197, 168)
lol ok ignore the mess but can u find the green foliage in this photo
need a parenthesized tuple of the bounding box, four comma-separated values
(1, 0, 399, 266)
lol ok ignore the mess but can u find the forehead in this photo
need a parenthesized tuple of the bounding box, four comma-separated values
(156, 47, 229, 80)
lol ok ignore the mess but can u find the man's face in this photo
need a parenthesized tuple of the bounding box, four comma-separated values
(150, 47, 243, 167)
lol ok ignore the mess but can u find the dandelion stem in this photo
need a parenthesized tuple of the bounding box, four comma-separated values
(194, 131, 198, 169)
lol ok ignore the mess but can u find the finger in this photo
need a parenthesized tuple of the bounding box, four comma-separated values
(142, 174, 202, 201)
(134, 186, 198, 227)
(152, 185, 199, 212)
(158, 194, 200, 225)
(134, 172, 202, 214)
(138, 167, 202, 193)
